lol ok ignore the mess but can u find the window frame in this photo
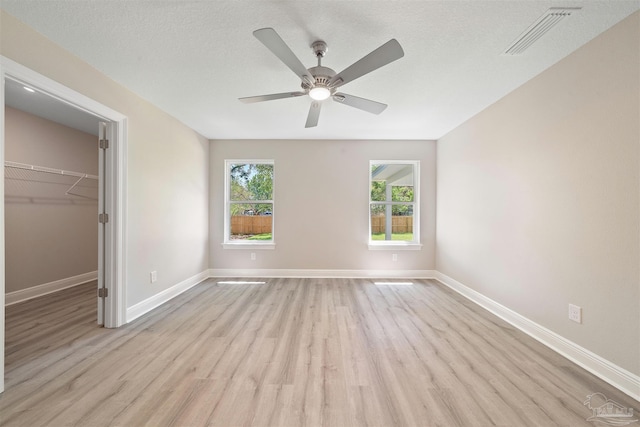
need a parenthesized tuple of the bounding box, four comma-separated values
(223, 159, 275, 250)
(368, 160, 422, 250)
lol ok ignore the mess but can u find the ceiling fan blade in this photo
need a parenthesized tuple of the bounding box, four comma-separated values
(253, 28, 315, 85)
(328, 39, 404, 88)
(239, 92, 306, 103)
(305, 101, 322, 128)
(333, 92, 387, 114)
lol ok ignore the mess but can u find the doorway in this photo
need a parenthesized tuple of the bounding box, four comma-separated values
(4, 77, 103, 322)
(0, 56, 127, 393)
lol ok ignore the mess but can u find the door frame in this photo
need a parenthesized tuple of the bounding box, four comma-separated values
(0, 56, 128, 392)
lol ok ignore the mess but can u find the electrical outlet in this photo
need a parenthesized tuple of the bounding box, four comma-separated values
(568, 304, 582, 323)
(250, 253, 256, 261)
(392, 254, 398, 262)
(150, 271, 157, 283)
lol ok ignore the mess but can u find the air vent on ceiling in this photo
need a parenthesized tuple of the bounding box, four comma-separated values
(504, 7, 581, 55)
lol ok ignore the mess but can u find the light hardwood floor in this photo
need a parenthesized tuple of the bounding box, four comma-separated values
(1, 278, 637, 426)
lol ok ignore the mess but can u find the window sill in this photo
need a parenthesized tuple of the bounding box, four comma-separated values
(368, 242, 423, 251)
(222, 242, 276, 250)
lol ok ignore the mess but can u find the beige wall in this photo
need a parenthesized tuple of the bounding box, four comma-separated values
(1, 11, 210, 307)
(5, 107, 98, 293)
(436, 12, 639, 375)
(210, 139, 436, 272)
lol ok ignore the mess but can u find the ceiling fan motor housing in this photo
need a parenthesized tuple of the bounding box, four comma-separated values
(302, 65, 336, 92)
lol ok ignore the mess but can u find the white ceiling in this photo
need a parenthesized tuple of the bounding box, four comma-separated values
(2, 1, 638, 140)
(5, 77, 101, 136)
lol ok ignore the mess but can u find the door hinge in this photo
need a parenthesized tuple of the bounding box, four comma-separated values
(98, 287, 108, 298)
(99, 139, 109, 149)
(99, 213, 109, 224)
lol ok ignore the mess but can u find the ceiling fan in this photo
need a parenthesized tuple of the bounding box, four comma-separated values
(239, 28, 404, 128)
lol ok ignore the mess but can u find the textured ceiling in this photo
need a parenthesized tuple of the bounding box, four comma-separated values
(2, 1, 638, 140)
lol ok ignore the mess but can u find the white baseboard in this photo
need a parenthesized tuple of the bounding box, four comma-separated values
(433, 271, 640, 402)
(126, 270, 210, 323)
(5, 271, 98, 306)
(127, 268, 435, 324)
(208, 268, 436, 279)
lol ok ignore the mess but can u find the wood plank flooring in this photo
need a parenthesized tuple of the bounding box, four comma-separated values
(1, 278, 637, 426)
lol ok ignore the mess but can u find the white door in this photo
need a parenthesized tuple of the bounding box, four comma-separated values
(97, 121, 108, 326)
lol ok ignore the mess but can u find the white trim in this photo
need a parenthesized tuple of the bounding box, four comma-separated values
(0, 58, 126, 121)
(0, 72, 5, 393)
(433, 271, 640, 402)
(208, 268, 436, 279)
(126, 271, 210, 323)
(224, 160, 275, 245)
(368, 242, 423, 251)
(5, 271, 98, 306)
(222, 242, 276, 250)
(103, 118, 128, 328)
(369, 160, 420, 246)
(1, 56, 128, 329)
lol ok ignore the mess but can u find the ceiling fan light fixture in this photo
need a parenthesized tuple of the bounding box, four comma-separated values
(309, 87, 330, 101)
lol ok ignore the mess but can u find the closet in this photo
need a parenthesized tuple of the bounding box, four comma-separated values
(4, 82, 100, 307)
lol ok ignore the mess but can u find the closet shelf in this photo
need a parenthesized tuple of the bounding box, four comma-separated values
(4, 160, 99, 200)
(4, 160, 98, 180)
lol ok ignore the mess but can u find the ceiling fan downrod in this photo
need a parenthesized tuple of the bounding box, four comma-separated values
(312, 40, 327, 66)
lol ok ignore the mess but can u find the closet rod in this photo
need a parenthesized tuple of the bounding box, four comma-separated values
(4, 160, 98, 180)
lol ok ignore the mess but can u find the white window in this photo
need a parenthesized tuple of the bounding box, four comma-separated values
(369, 161, 421, 250)
(224, 160, 275, 249)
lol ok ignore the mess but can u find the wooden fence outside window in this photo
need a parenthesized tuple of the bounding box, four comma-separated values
(231, 215, 273, 235)
(370, 216, 413, 234)
(230, 215, 413, 234)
